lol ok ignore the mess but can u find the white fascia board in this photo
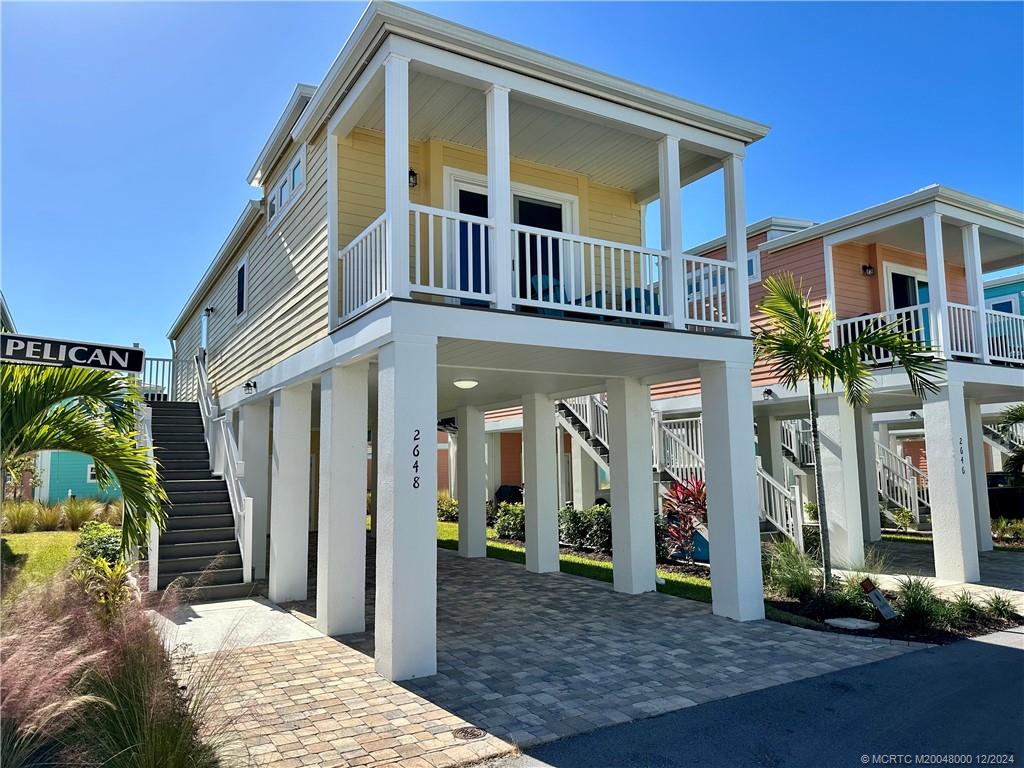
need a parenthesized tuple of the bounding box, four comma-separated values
(984, 273, 1024, 289)
(246, 84, 317, 187)
(687, 216, 814, 257)
(762, 185, 1024, 254)
(292, 1, 769, 148)
(167, 200, 263, 340)
(0, 291, 16, 333)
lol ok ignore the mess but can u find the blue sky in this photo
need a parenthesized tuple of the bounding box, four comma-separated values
(3, 1, 1022, 357)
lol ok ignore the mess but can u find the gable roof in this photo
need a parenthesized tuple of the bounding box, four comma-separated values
(687, 216, 814, 257)
(247, 84, 317, 187)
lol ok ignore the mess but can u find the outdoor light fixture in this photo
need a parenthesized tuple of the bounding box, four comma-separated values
(408, 168, 419, 188)
(862, 264, 876, 276)
(762, 388, 775, 400)
(453, 379, 479, 390)
(909, 410, 921, 420)
(243, 380, 258, 394)
(203, 306, 215, 316)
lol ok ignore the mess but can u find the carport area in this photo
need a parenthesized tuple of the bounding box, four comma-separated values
(202, 537, 920, 765)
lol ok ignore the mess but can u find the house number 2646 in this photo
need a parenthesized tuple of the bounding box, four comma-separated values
(412, 429, 421, 488)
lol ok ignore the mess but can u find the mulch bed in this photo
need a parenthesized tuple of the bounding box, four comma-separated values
(493, 538, 712, 579)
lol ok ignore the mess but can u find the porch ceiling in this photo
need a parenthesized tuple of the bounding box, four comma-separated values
(845, 218, 1023, 272)
(355, 69, 720, 196)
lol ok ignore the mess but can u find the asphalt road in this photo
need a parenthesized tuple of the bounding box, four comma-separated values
(485, 629, 1024, 768)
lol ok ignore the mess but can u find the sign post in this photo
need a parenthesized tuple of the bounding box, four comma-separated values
(1, 333, 145, 374)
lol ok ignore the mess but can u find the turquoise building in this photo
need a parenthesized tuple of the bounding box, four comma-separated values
(34, 450, 122, 505)
(985, 273, 1024, 316)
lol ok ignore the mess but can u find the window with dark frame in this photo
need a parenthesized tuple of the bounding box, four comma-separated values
(236, 262, 246, 317)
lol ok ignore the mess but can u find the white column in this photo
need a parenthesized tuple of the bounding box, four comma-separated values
(990, 444, 1004, 472)
(658, 136, 685, 328)
(269, 383, 312, 603)
(487, 85, 513, 310)
(922, 212, 950, 358)
(606, 377, 656, 594)
(962, 224, 989, 363)
(754, 413, 785, 480)
(384, 54, 410, 299)
(375, 337, 438, 681)
(239, 400, 271, 580)
(922, 384, 980, 582)
(570, 439, 597, 509)
(855, 407, 882, 543)
(816, 394, 866, 568)
(327, 129, 340, 328)
(486, 431, 503, 497)
(456, 405, 486, 558)
(699, 362, 764, 621)
(522, 393, 559, 573)
(723, 154, 751, 336)
(316, 362, 369, 636)
(369, 386, 378, 535)
(965, 398, 993, 553)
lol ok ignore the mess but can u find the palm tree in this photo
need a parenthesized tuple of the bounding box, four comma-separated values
(998, 403, 1024, 479)
(1, 365, 166, 551)
(754, 274, 943, 585)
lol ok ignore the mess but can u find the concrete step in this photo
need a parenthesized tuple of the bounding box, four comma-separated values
(160, 553, 243, 575)
(151, 423, 205, 436)
(158, 567, 244, 590)
(165, 513, 234, 531)
(160, 526, 237, 544)
(159, 540, 240, 559)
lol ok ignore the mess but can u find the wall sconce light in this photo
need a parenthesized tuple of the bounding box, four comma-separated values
(408, 168, 419, 188)
(203, 306, 215, 316)
(909, 410, 920, 420)
(762, 388, 775, 400)
(243, 380, 258, 394)
(861, 264, 876, 277)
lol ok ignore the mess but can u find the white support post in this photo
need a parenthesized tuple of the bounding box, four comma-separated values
(699, 362, 764, 621)
(658, 136, 685, 329)
(239, 400, 271, 580)
(369, 384, 378, 535)
(486, 431, 503, 498)
(327, 129, 340, 329)
(522, 393, 559, 573)
(723, 154, 751, 336)
(962, 224, 989, 363)
(922, 212, 950, 358)
(317, 362, 369, 636)
(375, 337, 438, 681)
(754, 413, 785, 480)
(606, 377, 656, 594)
(922, 384, 981, 582)
(384, 54, 411, 299)
(269, 383, 313, 603)
(456, 405, 487, 558)
(487, 84, 513, 310)
(965, 398, 993, 553)
(570, 439, 597, 510)
(816, 394, 866, 569)
(824, 241, 838, 347)
(855, 407, 882, 543)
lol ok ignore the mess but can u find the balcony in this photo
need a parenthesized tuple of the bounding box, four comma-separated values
(338, 203, 740, 330)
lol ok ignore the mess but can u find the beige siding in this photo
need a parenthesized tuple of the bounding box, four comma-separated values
(172, 312, 202, 400)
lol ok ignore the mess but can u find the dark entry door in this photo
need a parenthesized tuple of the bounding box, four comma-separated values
(515, 197, 563, 302)
(457, 189, 490, 296)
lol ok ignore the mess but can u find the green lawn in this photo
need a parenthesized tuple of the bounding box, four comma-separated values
(1, 531, 81, 601)
(435, 521, 818, 629)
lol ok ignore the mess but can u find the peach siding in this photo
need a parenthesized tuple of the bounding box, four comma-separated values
(500, 432, 523, 486)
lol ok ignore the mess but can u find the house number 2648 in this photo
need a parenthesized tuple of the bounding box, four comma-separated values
(412, 429, 421, 488)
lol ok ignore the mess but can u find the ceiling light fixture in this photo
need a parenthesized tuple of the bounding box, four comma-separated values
(453, 379, 479, 390)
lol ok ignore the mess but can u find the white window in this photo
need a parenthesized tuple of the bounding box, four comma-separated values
(235, 254, 248, 320)
(987, 295, 1019, 314)
(86, 464, 97, 483)
(266, 145, 306, 228)
(747, 250, 761, 283)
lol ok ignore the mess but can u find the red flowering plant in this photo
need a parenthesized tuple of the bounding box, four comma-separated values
(662, 476, 708, 561)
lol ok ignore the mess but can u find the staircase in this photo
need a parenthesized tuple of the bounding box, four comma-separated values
(556, 395, 805, 548)
(983, 422, 1024, 456)
(150, 400, 252, 601)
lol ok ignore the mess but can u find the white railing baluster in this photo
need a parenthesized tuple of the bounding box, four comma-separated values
(985, 308, 1024, 364)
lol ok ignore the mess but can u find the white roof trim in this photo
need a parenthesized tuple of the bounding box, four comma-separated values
(1, 291, 16, 333)
(760, 185, 1024, 254)
(247, 84, 317, 187)
(984, 273, 1024, 289)
(291, 1, 769, 147)
(687, 216, 813, 257)
(168, 201, 263, 339)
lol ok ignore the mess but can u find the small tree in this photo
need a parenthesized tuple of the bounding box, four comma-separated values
(662, 476, 708, 561)
(754, 274, 942, 586)
(3, 454, 40, 500)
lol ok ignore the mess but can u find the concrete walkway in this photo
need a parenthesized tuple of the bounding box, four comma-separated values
(485, 628, 1024, 768)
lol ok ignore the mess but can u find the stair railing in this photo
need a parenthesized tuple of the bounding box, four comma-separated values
(138, 400, 160, 592)
(756, 457, 805, 549)
(195, 356, 254, 584)
(874, 440, 928, 523)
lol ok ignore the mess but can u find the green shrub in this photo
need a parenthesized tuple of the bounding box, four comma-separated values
(559, 504, 588, 548)
(76, 521, 122, 563)
(801, 525, 821, 557)
(2, 501, 37, 533)
(807, 578, 874, 620)
(436, 491, 459, 522)
(891, 507, 915, 532)
(1011, 520, 1024, 542)
(895, 576, 940, 631)
(763, 539, 819, 601)
(485, 500, 496, 527)
(940, 589, 982, 630)
(991, 517, 1013, 540)
(494, 502, 525, 541)
(34, 504, 64, 532)
(654, 511, 670, 562)
(803, 501, 819, 522)
(582, 504, 612, 552)
(983, 593, 1017, 620)
(63, 499, 101, 531)
(74, 557, 135, 625)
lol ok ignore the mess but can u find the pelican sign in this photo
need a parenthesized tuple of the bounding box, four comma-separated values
(0, 333, 145, 374)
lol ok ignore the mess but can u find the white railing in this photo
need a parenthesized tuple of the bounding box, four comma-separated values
(780, 419, 815, 467)
(659, 425, 705, 485)
(195, 356, 253, 583)
(875, 440, 929, 523)
(410, 204, 494, 302)
(834, 303, 931, 363)
(139, 357, 176, 402)
(561, 394, 610, 449)
(663, 418, 703, 459)
(510, 224, 667, 322)
(681, 253, 739, 329)
(947, 303, 980, 358)
(339, 213, 388, 319)
(985, 308, 1024, 364)
(757, 463, 805, 550)
(139, 402, 160, 591)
